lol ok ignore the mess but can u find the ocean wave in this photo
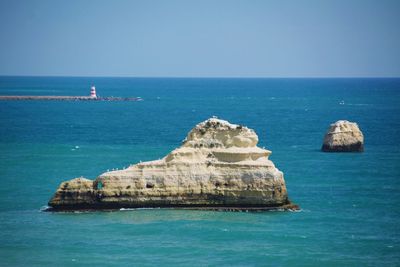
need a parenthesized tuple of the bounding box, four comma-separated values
(39, 205, 51, 212)
(290, 208, 310, 213)
(339, 100, 371, 106)
(346, 103, 371, 106)
(119, 207, 160, 211)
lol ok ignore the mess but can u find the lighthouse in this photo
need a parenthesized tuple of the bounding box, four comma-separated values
(90, 85, 97, 98)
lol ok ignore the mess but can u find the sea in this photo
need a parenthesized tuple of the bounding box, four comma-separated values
(0, 77, 399, 266)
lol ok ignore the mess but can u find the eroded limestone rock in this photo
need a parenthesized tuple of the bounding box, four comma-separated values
(322, 120, 364, 152)
(48, 118, 297, 211)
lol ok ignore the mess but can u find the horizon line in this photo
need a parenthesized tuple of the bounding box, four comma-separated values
(1, 75, 400, 79)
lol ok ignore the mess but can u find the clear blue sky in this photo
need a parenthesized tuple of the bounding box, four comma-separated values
(0, 0, 399, 77)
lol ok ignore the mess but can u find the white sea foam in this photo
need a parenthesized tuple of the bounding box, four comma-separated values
(119, 207, 159, 211)
(290, 208, 310, 213)
(39, 205, 51, 212)
(288, 209, 301, 212)
(346, 103, 371, 106)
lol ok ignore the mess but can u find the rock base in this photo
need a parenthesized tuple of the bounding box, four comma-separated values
(321, 142, 364, 152)
(45, 202, 299, 212)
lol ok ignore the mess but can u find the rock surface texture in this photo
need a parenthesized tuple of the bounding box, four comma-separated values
(322, 120, 364, 152)
(48, 118, 297, 211)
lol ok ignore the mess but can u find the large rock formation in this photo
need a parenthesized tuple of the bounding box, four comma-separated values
(322, 120, 364, 152)
(48, 118, 297, 211)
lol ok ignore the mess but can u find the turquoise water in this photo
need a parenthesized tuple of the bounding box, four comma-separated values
(0, 77, 399, 266)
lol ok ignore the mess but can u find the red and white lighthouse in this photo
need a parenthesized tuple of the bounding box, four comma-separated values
(90, 85, 97, 98)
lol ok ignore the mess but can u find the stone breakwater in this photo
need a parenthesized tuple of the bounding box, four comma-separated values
(48, 118, 298, 211)
(0, 96, 142, 101)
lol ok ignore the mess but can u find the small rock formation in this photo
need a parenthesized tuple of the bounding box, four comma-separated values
(48, 118, 298, 211)
(322, 120, 364, 152)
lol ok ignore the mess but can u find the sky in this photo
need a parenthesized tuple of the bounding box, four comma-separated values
(0, 0, 399, 77)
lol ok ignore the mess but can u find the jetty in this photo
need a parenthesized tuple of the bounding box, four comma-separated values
(0, 95, 142, 101)
(0, 86, 142, 102)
